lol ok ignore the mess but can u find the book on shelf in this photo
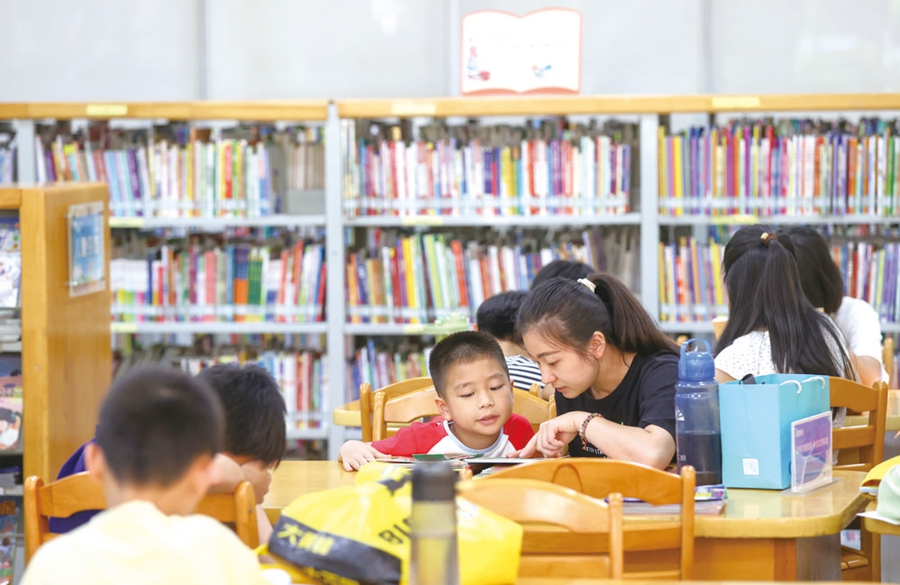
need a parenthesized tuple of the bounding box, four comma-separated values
(111, 238, 325, 325)
(345, 226, 638, 326)
(0, 125, 14, 185)
(0, 356, 21, 454)
(34, 122, 325, 219)
(342, 118, 636, 218)
(0, 217, 20, 312)
(346, 338, 432, 402)
(0, 494, 19, 585)
(658, 117, 900, 218)
(114, 341, 326, 431)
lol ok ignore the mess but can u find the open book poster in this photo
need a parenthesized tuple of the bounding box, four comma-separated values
(790, 411, 832, 493)
(460, 8, 581, 96)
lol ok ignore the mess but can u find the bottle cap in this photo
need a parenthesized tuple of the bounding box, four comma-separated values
(678, 338, 715, 380)
(412, 461, 457, 501)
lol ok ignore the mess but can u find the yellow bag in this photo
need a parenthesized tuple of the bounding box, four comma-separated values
(261, 462, 521, 585)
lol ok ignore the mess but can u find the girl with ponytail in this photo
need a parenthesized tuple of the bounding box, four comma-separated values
(514, 273, 679, 469)
(715, 225, 856, 382)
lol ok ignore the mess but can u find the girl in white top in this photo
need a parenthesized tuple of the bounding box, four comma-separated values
(714, 226, 856, 383)
(781, 226, 887, 387)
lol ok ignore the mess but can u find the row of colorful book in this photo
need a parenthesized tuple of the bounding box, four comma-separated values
(659, 118, 900, 217)
(831, 240, 900, 323)
(341, 118, 636, 217)
(110, 240, 326, 323)
(346, 227, 638, 324)
(658, 237, 729, 323)
(114, 343, 325, 429)
(346, 339, 431, 403)
(34, 124, 324, 218)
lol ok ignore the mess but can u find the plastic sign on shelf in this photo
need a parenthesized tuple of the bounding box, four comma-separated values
(460, 8, 581, 96)
(66, 201, 106, 297)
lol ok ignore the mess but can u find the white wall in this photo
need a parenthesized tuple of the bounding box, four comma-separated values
(710, 0, 900, 94)
(2, 0, 900, 101)
(0, 0, 201, 101)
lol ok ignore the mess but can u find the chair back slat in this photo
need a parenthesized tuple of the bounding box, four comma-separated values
(830, 377, 888, 472)
(487, 458, 695, 580)
(459, 477, 624, 579)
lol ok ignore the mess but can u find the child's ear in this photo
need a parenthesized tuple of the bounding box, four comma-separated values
(84, 442, 106, 484)
(588, 331, 607, 360)
(435, 396, 452, 421)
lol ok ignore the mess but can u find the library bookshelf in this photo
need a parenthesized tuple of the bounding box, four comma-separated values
(4, 93, 900, 458)
(0, 183, 111, 481)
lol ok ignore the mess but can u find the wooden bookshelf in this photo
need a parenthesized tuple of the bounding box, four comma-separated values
(336, 93, 900, 118)
(0, 101, 328, 122)
(3, 94, 900, 122)
(0, 183, 112, 481)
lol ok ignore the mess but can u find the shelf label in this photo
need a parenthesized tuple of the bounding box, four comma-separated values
(711, 214, 758, 225)
(108, 217, 145, 228)
(85, 104, 129, 116)
(402, 325, 425, 334)
(711, 96, 761, 110)
(110, 323, 137, 334)
(391, 103, 437, 117)
(400, 216, 444, 227)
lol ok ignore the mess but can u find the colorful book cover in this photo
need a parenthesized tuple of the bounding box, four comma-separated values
(0, 495, 19, 585)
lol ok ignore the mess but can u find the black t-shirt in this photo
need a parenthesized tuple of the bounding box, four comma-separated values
(556, 350, 678, 457)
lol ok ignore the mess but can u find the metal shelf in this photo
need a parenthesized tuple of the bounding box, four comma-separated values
(109, 214, 326, 230)
(110, 322, 327, 335)
(657, 214, 900, 227)
(659, 322, 715, 334)
(343, 323, 470, 336)
(343, 213, 641, 228)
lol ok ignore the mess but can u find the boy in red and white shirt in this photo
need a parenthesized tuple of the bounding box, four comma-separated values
(339, 331, 534, 470)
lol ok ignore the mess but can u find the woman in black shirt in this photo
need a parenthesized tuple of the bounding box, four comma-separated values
(514, 274, 678, 469)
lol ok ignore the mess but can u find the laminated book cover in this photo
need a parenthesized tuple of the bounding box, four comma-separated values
(0, 356, 22, 452)
(0, 216, 20, 310)
(0, 496, 18, 585)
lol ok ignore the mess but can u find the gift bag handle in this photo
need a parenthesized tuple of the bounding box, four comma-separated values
(781, 376, 826, 394)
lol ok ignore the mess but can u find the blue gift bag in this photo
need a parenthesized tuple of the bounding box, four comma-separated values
(719, 374, 829, 489)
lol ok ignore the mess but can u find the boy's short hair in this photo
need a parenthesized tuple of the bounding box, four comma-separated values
(428, 331, 509, 397)
(96, 365, 224, 487)
(476, 291, 526, 343)
(197, 364, 287, 466)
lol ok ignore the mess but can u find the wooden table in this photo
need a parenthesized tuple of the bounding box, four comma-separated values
(264, 461, 867, 581)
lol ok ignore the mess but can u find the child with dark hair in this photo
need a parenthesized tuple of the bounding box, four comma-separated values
(22, 365, 269, 585)
(475, 291, 546, 396)
(50, 363, 287, 540)
(197, 363, 287, 541)
(514, 273, 679, 469)
(338, 331, 533, 471)
(714, 225, 856, 383)
(779, 225, 886, 386)
(530, 259, 595, 289)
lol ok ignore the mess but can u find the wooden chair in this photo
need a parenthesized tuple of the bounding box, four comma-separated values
(486, 458, 695, 580)
(830, 376, 888, 581)
(359, 377, 434, 442)
(513, 388, 556, 433)
(24, 473, 259, 563)
(458, 477, 624, 579)
(372, 387, 558, 441)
